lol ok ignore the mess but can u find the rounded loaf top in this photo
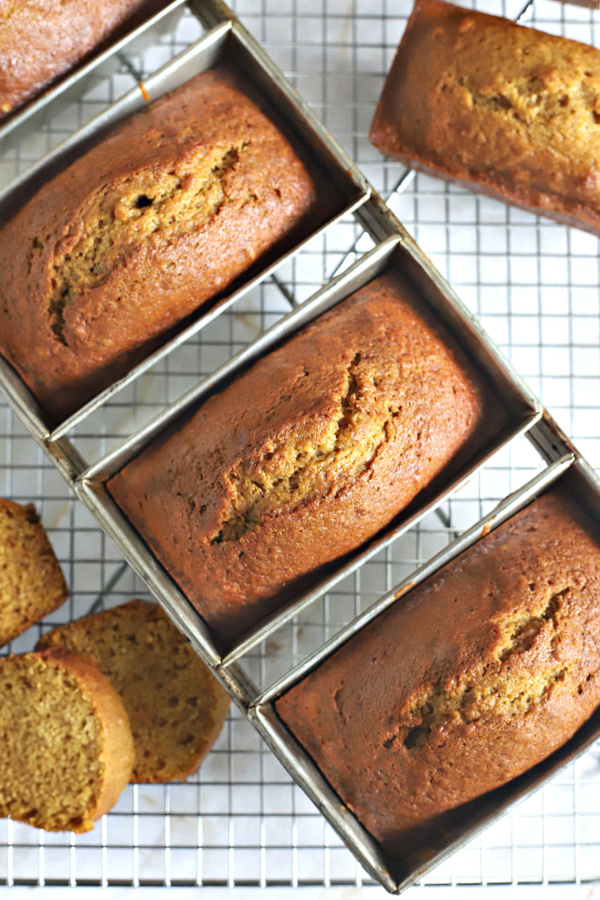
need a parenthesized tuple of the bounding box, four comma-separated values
(0, 0, 164, 120)
(109, 268, 489, 647)
(370, 0, 600, 236)
(0, 63, 329, 423)
(276, 489, 600, 856)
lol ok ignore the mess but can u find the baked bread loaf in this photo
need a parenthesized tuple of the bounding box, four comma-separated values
(37, 599, 230, 783)
(0, 499, 68, 648)
(0, 648, 134, 832)
(0, 64, 328, 423)
(276, 490, 600, 857)
(0, 0, 164, 121)
(369, 0, 600, 236)
(109, 269, 485, 646)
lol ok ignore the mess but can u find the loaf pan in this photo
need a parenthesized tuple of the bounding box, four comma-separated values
(0, 12, 369, 443)
(250, 451, 600, 893)
(74, 231, 542, 671)
(0, 0, 595, 886)
(0, 0, 189, 146)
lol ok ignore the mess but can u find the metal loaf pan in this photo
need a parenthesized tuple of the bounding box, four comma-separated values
(0, 0, 189, 146)
(75, 230, 542, 674)
(0, 7, 369, 444)
(251, 451, 600, 893)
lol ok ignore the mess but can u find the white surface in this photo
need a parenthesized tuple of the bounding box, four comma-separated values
(1, 888, 599, 899)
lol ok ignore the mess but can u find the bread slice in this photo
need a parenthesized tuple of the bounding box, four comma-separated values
(37, 599, 230, 783)
(0, 499, 68, 647)
(0, 648, 134, 832)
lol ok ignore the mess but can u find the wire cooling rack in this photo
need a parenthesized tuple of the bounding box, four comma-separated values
(1, 0, 600, 890)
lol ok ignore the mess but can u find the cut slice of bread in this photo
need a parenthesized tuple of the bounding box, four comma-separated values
(37, 600, 230, 783)
(0, 648, 134, 832)
(0, 499, 68, 647)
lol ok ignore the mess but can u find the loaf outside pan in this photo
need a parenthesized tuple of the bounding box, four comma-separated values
(74, 230, 541, 671)
(0, 10, 369, 442)
(0, 0, 189, 147)
(251, 452, 600, 893)
(369, 0, 600, 239)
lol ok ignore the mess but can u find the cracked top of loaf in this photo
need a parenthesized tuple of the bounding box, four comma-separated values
(276, 489, 600, 857)
(369, 0, 600, 235)
(108, 268, 486, 646)
(0, 63, 330, 422)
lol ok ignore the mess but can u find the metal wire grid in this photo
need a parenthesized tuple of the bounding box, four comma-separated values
(0, 0, 600, 889)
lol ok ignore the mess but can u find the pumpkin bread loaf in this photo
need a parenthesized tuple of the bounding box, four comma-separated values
(0, 648, 134, 832)
(109, 269, 486, 646)
(37, 600, 230, 783)
(276, 490, 600, 856)
(370, 0, 600, 236)
(0, 0, 164, 121)
(0, 499, 68, 648)
(0, 63, 329, 422)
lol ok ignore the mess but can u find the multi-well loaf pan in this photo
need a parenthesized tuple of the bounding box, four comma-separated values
(251, 451, 600, 893)
(74, 228, 542, 674)
(0, 0, 598, 890)
(0, 0, 369, 443)
(0, 0, 189, 145)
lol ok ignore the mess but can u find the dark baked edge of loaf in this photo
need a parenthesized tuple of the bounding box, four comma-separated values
(0, 0, 166, 123)
(274, 487, 600, 863)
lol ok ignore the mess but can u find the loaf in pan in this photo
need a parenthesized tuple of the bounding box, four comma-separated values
(0, 0, 166, 121)
(276, 489, 600, 858)
(370, 0, 600, 236)
(108, 268, 487, 646)
(0, 63, 334, 422)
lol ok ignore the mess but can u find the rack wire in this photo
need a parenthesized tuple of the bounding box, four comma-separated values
(0, 0, 599, 889)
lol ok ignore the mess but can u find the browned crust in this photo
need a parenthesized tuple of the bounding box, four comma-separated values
(108, 269, 487, 647)
(369, 0, 600, 237)
(0, 0, 166, 122)
(376, 152, 600, 241)
(0, 64, 334, 423)
(38, 648, 134, 830)
(548, 0, 599, 8)
(276, 490, 600, 856)
(0, 498, 68, 648)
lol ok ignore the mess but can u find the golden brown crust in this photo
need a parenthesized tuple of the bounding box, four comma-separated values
(276, 490, 600, 856)
(37, 600, 230, 783)
(0, 498, 68, 648)
(369, 0, 600, 236)
(42, 648, 135, 827)
(0, 64, 331, 423)
(109, 269, 486, 646)
(0, 648, 134, 832)
(0, 0, 165, 121)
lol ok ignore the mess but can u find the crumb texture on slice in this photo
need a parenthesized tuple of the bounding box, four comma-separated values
(0, 649, 134, 832)
(0, 499, 68, 648)
(37, 600, 230, 783)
